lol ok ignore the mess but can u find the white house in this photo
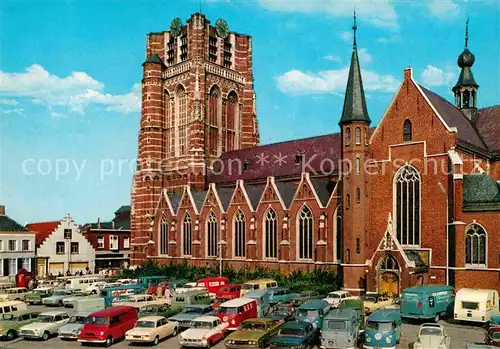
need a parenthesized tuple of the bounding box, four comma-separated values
(26, 214, 96, 276)
(0, 205, 36, 277)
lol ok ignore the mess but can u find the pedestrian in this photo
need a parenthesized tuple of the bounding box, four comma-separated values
(157, 285, 163, 298)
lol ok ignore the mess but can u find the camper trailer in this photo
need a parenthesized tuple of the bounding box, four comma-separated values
(454, 288, 499, 323)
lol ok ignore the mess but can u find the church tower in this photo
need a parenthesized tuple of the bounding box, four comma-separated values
(130, 13, 259, 265)
(339, 13, 371, 295)
(452, 19, 479, 122)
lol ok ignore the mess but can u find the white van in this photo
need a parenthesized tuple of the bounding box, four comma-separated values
(72, 296, 105, 311)
(65, 277, 102, 291)
(0, 301, 27, 315)
(454, 288, 500, 323)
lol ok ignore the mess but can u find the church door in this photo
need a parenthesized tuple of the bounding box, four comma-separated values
(378, 255, 400, 296)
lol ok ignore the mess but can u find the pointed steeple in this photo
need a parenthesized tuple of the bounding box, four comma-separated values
(339, 10, 371, 125)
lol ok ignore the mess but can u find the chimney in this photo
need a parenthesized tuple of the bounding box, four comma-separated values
(404, 67, 413, 80)
(0, 205, 5, 216)
(97, 217, 100, 229)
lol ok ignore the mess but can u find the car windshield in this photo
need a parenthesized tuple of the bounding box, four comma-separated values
(280, 328, 305, 336)
(69, 316, 86, 324)
(297, 309, 318, 318)
(33, 290, 48, 295)
(219, 307, 238, 314)
(136, 321, 156, 328)
(240, 322, 266, 331)
(328, 293, 341, 298)
(140, 306, 157, 313)
(182, 307, 203, 314)
(420, 328, 442, 336)
(362, 295, 377, 302)
(272, 307, 289, 315)
(367, 321, 392, 331)
(38, 315, 54, 323)
(327, 320, 347, 330)
(242, 284, 256, 290)
(191, 321, 211, 329)
(85, 316, 109, 325)
(54, 291, 67, 296)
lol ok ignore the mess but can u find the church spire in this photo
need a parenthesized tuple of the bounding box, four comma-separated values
(339, 10, 371, 125)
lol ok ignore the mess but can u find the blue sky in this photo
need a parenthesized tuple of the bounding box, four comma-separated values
(1, 0, 499, 225)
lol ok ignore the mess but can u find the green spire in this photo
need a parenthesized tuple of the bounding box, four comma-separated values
(339, 10, 371, 125)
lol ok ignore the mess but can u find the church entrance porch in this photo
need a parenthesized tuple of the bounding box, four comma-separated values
(378, 255, 400, 296)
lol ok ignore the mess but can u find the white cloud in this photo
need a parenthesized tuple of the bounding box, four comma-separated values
(0, 64, 140, 115)
(0, 99, 19, 105)
(358, 48, 372, 65)
(257, 0, 399, 29)
(323, 55, 342, 63)
(0, 108, 24, 116)
(339, 31, 353, 42)
(427, 0, 460, 18)
(377, 35, 402, 44)
(276, 67, 399, 94)
(420, 65, 455, 86)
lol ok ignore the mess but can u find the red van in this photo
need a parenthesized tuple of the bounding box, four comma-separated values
(78, 306, 137, 347)
(217, 298, 257, 331)
(216, 284, 242, 302)
(195, 277, 229, 297)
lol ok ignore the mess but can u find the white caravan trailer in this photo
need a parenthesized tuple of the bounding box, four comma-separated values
(454, 288, 499, 323)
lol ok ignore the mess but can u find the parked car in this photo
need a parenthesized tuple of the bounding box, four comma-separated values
(171, 289, 212, 311)
(321, 309, 359, 349)
(413, 323, 450, 349)
(268, 321, 318, 349)
(339, 298, 365, 332)
(323, 290, 354, 308)
(266, 303, 296, 322)
(43, 289, 73, 307)
(361, 294, 394, 314)
(0, 310, 40, 340)
(25, 287, 54, 305)
(138, 304, 179, 319)
(0, 287, 29, 301)
(61, 290, 92, 307)
(295, 299, 331, 329)
(364, 309, 402, 349)
(485, 327, 500, 347)
(179, 315, 228, 348)
(291, 291, 323, 307)
(243, 289, 272, 317)
(225, 318, 284, 348)
(268, 288, 298, 306)
(168, 304, 215, 329)
(401, 285, 454, 322)
(125, 316, 179, 346)
(240, 279, 278, 297)
(57, 312, 89, 340)
(85, 281, 107, 294)
(78, 305, 138, 347)
(215, 284, 242, 304)
(19, 310, 70, 341)
(113, 293, 162, 309)
(218, 298, 258, 331)
(174, 282, 202, 295)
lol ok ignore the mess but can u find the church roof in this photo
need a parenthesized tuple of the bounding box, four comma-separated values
(191, 191, 207, 212)
(463, 173, 500, 211)
(475, 106, 500, 153)
(454, 66, 478, 89)
(144, 53, 164, 65)
(418, 85, 487, 150)
(209, 133, 342, 183)
(217, 188, 234, 210)
(244, 184, 265, 210)
(310, 179, 336, 207)
(275, 181, 298, 209)
(167, 192, 182, 213)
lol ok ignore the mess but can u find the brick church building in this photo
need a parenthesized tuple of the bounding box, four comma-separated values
(130, 13, 500, 294)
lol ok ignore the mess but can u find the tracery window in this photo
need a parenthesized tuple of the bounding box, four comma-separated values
(234, 210, 246, 258)
(465, 224, 486, 266)
(264, 209, 278, 259)
(177, 86, 188, 156)
(208, 86, 220, 156)
(159, 215, 168, 256)
(345, 127, 351, 146)
(225, 91, 238, 152)
(183, 214, 192, 256)
(297, 206, 313, 260)
(207, 211, 218, 257)
(395, 165, 420, 246)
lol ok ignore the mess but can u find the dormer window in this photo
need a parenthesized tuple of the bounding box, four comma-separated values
(295, 154, 302, 164)
(403, 119, 412, 142)
(345, 128, 351, 146)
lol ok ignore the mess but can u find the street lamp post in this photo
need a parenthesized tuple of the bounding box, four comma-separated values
(219, 218, 226, 277)
(438, 182, 449, 286)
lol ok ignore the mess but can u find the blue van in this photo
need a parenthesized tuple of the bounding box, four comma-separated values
(364, 309, 401, 349)
(242, 289, 271, 317)
(296, 299, 331, 329)
(401, 285, 454, 322)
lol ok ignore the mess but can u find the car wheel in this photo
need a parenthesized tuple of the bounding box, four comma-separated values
(105, 336, 113, 347)
(6, 330, 16, 340)
(42, 331, 50, 341)
(153, 336, 159, 346)
(172, 327, 178, 337)
(434, 313, 440, 323)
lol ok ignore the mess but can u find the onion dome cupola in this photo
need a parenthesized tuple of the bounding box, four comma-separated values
(453, 18, 479, 118)
(339, 11, 371, 126)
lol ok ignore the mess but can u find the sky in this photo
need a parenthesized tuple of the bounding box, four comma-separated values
(0, 0, 499, 225)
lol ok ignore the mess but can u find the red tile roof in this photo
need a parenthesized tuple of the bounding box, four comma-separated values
(476, 106, 500, 152)
(25, 221, 61, 246)
(209, 133, 342, 183)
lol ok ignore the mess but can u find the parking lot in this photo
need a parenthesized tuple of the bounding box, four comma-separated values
(0, 304, 488, 349)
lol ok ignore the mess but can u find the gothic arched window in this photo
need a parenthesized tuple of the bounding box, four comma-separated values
(234, 210, 246, 258)
(177, 86, 188, 156)
(345, 127, 351, 146)
(380, 254, 399, 271)
(355, 127, 361, 145)
(183, 213, 192, 256)
(165, 90, 172, 156)
(264, 209, 278, 259)
(159, 215, 168, 256)
(395, 165, 421, 246)
(465, 223, 486, 266)
(206, 211, 218, 257)
(297, 206, 313, 260)
(403, 119, 412, 142)
(225, 91, 238, 152)
(208, 85, 220, 156)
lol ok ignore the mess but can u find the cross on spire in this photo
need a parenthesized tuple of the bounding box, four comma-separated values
(352, 9, 357, 47)
(465, 16, 469, 48)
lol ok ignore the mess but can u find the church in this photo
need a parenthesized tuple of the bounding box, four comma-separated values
(130, 13, 500, 294)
